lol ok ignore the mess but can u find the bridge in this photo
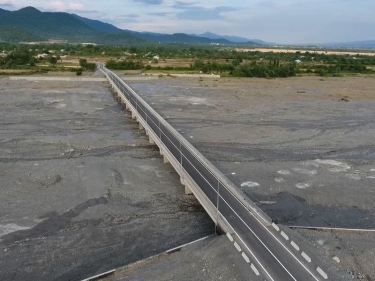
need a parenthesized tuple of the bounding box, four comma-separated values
(98, 64, 329, 281)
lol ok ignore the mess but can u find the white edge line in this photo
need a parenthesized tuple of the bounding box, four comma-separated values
(81, 269, 115, 281)
(166, 236, 210, 253)
(218, 194, 298, 281)
(105, 69, 322, 281)
(244, 206, 322, 280)
(111, 84, 276, 281)
(220, 214, 275, 281)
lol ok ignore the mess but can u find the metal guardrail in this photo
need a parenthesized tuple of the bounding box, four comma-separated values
(98, 64, 272, 229)
(97, 65, 328, 281)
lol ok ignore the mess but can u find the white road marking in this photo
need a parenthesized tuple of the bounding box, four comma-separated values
(301, 252, 312, 263)
(281, 231, 290, 241)
(317, 267, 328, 279)
(291, 241, 300, 251)
(234, 242, 242, 252)
(242, 252, 250, 263)
(251, 264, 260, 276)
(272, 223, 280, 231)
(219, 196, 298, 281)
(106, 70, 321, 281)
(226, 233, 234, 242)
(220, 214, 275, 281)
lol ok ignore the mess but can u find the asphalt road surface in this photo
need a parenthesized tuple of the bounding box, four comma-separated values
(103, 67, 325, 281)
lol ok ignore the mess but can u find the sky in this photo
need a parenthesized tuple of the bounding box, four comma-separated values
(0, 0, 374, 44)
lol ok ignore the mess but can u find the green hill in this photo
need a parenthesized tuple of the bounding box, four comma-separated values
(0, 26, 45, 43)
(0, 6, 261, 46)
(0, 7, 142, 45)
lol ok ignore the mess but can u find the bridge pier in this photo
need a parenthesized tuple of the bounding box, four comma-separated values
(149, 136, 155, 144)
(180, 177, 193, 195)
(163, 155, 170, 164)
(139, 122, 144, 130)
(131, 111, 136, 119)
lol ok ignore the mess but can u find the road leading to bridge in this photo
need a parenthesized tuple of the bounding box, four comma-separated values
(99, 65, 329, 281)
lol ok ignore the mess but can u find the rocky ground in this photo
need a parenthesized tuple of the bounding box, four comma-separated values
(0, 72, 214, 281)
(123, 74, 375, 280)
(103, 235, 262, 281)
(1, 71, 373, 281)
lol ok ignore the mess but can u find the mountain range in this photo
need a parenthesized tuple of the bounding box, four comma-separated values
(0, 7, 261, 45)
(0, 7, 374, 48)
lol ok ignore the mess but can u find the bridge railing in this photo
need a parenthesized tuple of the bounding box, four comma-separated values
(99, 64, 272, 230)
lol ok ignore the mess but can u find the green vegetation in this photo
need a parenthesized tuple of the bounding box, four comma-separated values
(0, 25, 45, 44)
(0, 47, 35, 68)
(232, 62, 296, 78)
(79, 58, 96, 71)
(106, 60, 144, 70)
(0, 7, 143, 45)
(1, 42, 375, 78)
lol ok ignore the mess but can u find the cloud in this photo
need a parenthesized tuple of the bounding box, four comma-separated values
(147, 12, 170, 17)
(132, 0, 163, 5)
(0, 0, 15, 9)
(49, 1, 85, 11)
(122, 13, 139, 18)
(172, 2, 237, 21)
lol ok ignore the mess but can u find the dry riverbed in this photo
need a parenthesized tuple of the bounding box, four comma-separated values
(1, 71, 373, 280)
(124, 74, 375, 280)
(0, 71, 214, 281)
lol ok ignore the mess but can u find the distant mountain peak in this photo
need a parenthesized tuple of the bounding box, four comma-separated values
(18, 6, 41, 13)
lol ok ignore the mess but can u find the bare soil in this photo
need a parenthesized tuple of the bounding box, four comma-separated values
(0, 72, 214, 281)
(237, 48, 375, 56)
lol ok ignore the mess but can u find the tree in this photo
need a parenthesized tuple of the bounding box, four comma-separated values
(49, 56, 57, 65)
(79, 58, 88, 68)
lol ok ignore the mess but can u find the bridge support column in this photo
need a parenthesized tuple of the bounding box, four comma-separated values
(131, 111, 136, 119)
(160, 149, 164, 156)
(149, 136, 155, 144)
(184, 184, 193, 195)
(163, 155, 169, 164)
(180, 177, 193, 195)
(139, 123, 144, 130)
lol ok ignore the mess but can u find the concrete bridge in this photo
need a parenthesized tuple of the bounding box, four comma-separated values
(98, 64, 329, 281)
